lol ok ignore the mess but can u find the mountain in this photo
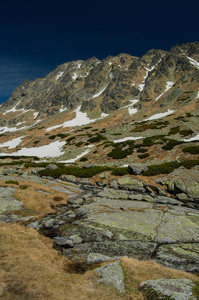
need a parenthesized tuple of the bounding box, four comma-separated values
(0, 42, 199, 165)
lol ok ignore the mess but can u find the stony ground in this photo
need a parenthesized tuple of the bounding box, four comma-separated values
(0, 163, 199, 299)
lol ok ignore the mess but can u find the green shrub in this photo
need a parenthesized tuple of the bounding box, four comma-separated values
(143, 161, 180, 176)
(0, 155, 39, 161)
(20, 185, 28, 189)
(168, 126, 180, 135)
(66, 136, 76, 143)
(181, 160, 199, 169)
(186, 112, 193, 117)
(33, 140, 40, 145)
(182, 145, 199, 154)
(57, 133, 69, 139)
(162, 139, 183, 150)
(107, 147, 133, 159)
(38, 166, 112, 178)
(88, 134, 107, 143)
(75, 141, 84, 147)
(138, 153, 149, 159)
(24, 162, 48, 168)
(168, 126, 194, 137)
(5, 180, 19, 185)
(79, 157, 88, 162)
(111, 167, 129, 176)
(48, 135, 56, 139)
(137, 148, 148, 153)
(139, 135, 166, 148)
(143, 160, 199, 176)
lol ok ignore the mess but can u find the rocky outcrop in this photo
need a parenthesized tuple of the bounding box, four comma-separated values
(94, 261, 125, 293)
(139, 278, 197, 300)
(128, 163, 148, 175)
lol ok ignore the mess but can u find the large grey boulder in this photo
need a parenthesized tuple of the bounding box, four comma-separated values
(117, 176, 146, 192)
(128, 163, 148, 175)
(139, 278, 197, 300)
(87, 253, 113, 264)
(94, 261, 125, 293)
(82, 163, 95, 169)
(166, 175, 199, 203)
(0, 187, 23, 214)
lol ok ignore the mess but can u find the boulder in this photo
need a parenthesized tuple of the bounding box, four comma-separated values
(60, 174, 77, 183)
(167, 176, 199, 202)
(45, 164, 58, 170)
(128, 163, 148, 175)
(139, 278, 197, 300)
(98, 187, 129, 199)
(82, 163, 95, 169)
(117, 176, 146, 192)
(94, 261, 125, 293)
(87, 253, 113, 264)
(0, 187, 23, 214)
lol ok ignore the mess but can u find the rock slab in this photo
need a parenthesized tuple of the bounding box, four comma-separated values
(139, 278, 197, 300)
(94, 261, 125, 293)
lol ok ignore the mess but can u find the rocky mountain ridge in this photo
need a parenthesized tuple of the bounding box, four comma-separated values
(0, 42, 199, 166)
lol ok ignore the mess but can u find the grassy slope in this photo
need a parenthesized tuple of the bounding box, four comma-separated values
(0, 223, 198, 300)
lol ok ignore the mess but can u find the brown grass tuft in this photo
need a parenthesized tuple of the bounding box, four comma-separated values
(0, 221, 198, 299)
(120, 257, 199, 300)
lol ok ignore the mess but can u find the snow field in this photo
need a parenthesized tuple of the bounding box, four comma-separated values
(0, 140, 66, 158)
(46, 106, 109, 132)
(0, 136, 24, 149)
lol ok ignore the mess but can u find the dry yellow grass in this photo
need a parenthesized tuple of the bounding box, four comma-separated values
(0, 223, 198, 300)
(0, 223, 121, 300)
(121, 257, 199, 300)
(0, 180, 68, 218)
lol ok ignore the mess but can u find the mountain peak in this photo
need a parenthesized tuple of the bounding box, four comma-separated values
(0, 42, 198, 165)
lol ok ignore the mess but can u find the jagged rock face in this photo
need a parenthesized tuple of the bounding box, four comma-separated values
(0, 42, 199, 165)
(1, 42, 199, 118)
(139, 42, 199, 106)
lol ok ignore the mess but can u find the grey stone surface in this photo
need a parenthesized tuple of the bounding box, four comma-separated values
(0, 187, 23, 213)
(139, 278, 197, 300)
(128, 163, 148, 175)
(45, 164, 58, 170)
(87, 253, 113, 264)
(117, 176, 146, 192)
(94, 261, 125, 293)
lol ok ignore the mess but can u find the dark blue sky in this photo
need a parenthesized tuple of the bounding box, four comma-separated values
(0, 0, 198, 103)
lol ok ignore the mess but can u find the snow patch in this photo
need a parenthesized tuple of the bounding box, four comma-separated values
(92, 84, 108, 98)
(59, 145, 94, 163)
(138, 59, 162, 92)
(0, 125, 28, 133)
(142, 109, 175, 121)
(56, 71, 64, 80)
(113, 136, 144, 143)
(45, 124, 63, 132)
(0, 136, 24, 149)
(2, 101, 23, 115)
(33, 112, 39, 119)
(45, 106, 109, 132)
(183, 134, 199, 142)
(60, 105, 67, 113)
(187, 56, 199, 70)
(138, 83, 145, 91)
(72, 73, 78, 80)
(0, 140, 65, 158)
(156, 81, 174, 101)
(121, 99, 139, 115)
